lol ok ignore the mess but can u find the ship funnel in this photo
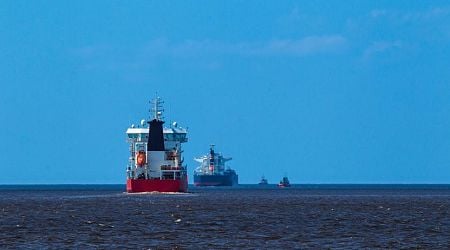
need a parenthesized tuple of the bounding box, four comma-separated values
(147, 97, 165, 151)
(147, 119, 165, 151)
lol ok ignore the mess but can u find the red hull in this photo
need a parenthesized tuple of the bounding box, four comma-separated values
(127, 179, 188, 193)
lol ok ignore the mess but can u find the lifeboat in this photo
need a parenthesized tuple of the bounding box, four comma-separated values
(136, 151, 146, 166)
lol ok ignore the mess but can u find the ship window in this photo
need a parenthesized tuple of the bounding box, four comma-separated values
(165, 134, 174, 141)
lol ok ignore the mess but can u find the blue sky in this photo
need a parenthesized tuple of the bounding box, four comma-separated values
(1, 1, 450, 184)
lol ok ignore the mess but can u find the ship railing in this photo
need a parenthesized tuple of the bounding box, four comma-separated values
(160, 170, 186, 180)
(160, 165, 184, 171)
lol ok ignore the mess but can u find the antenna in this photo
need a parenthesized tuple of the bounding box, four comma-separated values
(150, 96, 164, 120)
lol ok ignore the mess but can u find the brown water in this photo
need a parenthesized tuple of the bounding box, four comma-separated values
(1, 185, 449, 249)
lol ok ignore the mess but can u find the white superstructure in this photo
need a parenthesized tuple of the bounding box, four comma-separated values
(194, 145, 232, 175)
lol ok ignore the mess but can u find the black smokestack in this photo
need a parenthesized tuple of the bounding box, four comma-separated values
(147, 119, 165, 151)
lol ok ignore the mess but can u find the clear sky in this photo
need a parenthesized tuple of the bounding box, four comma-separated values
(1, 1, 450, 184)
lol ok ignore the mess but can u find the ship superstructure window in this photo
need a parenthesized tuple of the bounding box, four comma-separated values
(163, 133, 187, 142)
(135, 143, 146, 152)
(164, 134, 174, 141)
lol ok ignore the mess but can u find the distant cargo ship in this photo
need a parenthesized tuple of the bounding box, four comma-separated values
(194, 145, 238, 186)
(125, 97, 188, 193)
(259, 175, 269, 185)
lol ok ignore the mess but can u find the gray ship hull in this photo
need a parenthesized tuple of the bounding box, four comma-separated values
(194, 173, 238, 186)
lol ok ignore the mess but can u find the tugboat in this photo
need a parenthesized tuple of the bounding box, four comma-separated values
(125, 97, 188, 193)
(194, 145, 238, 186)
(278, 176, 291, 188)
(258, 175, 269, 185)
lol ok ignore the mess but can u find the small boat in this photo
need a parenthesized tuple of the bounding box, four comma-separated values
(278, 176, 291, 188)
(258, 175, 268, 185)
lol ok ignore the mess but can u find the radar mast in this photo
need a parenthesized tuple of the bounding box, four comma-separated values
(150, 96, 164, 121)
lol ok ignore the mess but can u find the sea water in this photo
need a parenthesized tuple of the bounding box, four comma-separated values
(0, 185, 449, 248)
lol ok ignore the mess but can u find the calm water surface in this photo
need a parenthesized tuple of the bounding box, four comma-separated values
(0, 185, 449, 249)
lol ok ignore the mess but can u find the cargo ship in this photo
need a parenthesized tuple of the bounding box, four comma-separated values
(258, 175, 268, 185)
(125, 97, 188, 193)
(193, 145, 238, 186)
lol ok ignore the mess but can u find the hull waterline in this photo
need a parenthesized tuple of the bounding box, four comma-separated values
(194, 174, 238, 187)
(127, 179, 188, 193)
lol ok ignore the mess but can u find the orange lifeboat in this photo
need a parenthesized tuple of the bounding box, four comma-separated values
(136, 151, 146, 166)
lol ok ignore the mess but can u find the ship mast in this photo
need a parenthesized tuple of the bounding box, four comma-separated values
(209, 144, 215, 174)
(150, 96, 164, 121)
